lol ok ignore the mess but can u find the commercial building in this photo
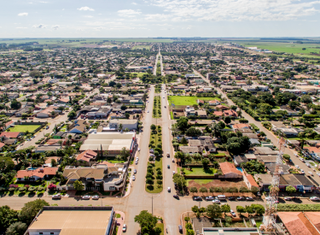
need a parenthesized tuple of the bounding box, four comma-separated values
(27, 206, 115, 235)
(80, 132, 136, 156)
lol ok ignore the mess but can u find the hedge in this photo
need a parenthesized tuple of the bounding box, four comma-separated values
(277, 204, 320, 211)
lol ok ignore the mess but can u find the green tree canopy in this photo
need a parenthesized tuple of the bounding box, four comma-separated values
(134, 210, 158, 235)
(19, 199, 49, 224)
(0, 205, 19, 231)
(206, 204, 222, 219)
(73, 180, 84, 191)
(6, 222, 27, 235)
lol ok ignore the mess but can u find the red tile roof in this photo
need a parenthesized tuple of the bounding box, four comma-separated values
(0, 132, 21, 138)
(0, 142, 5, 149)
(244, 171, 259, 188)
(16, 167, 58, 179)
(219, 162, 242, 176)
(76, 149, 98, 162)
(233, 123, 250, 130)
(304, 147, 320, 153)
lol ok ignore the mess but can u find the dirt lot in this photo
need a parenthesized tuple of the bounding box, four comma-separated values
(188, 179, 254, 197)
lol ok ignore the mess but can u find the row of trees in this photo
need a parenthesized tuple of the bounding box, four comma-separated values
(189, 185, 259, 194)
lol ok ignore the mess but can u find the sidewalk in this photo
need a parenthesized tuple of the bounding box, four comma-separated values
(115, 211, 126, 235)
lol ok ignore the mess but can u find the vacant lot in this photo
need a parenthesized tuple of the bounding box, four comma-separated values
(8, 125, 41, 133)
(183, 167, 217, 176)
(168, 96, 221, 106)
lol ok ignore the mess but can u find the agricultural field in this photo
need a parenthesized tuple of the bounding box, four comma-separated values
(7, 125, 41, 133)
(168, 96, 221, 106)
(132, 45, 151, 50)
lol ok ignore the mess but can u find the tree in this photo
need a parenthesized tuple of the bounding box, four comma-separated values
(177, 117, 189, 132)
(117, 147, 130, 161)
(0, 205, 19, 231)
(202, 158, 210, 169)
(184, 217, 190, 223)
(251, 186, 259, 194)
(189, 187, 198, 193)
(251, 204, 265, 216)
(6, 222, 27, 235)
(10, 99, 21, 110)
(283, 154, 290, 160)
(224, 116, 231, 125)
(174, 151, 186, 165)
(206, 204, 222, 219)
(151, 124, 156, 131)
(19, 199, 49, 224)
(180, 137, 188, 145)
(68, 110, 76, 119)
(172, 174, 186, 190)
(186, 127, 202, 137)
(73, 180, 84, 191)
(286, 185, 296, 195)
(301, 95, 312, 104)
(121, 105, 127, 110)
(221, 204, 231, 216)
(134, 210, 158, 235)
(199, 187, 208, 194)
(245, 205, 254, 217)
(191, 206, 199, 214)
(236, 206, 246, 216)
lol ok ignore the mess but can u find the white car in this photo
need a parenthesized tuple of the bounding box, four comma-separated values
(309, 171, 314, 176)
(92, 195, 99, 200)
(147, 111, 149, 113)
(173, 171, 175, 175)
(310, 196, 320, 201)
(52, 194, 61, 199)
(168, 187, 171, 192)
(123, 224, 127, 232)
(134, 169, 137, 174)
(132, 176, 136, 181)
(230, 210, 236, 217)
(81, 195, 90, 200)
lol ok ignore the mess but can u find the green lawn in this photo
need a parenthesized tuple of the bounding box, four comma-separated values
(168, 96, 221, 106)
(132, 45, 151, 50)
(186, 179, 213, 186)
(183, 167, 217, 176)
(60, 125, 68, 132)
(155, 223, 164, 235)
(131, 72, 148, 78)
(8, 125, 41, 133)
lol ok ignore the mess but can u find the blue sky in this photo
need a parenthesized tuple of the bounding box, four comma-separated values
(1, 0, 320, 38)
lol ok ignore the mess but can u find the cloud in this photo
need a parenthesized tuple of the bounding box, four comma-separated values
(84, 15, 94, 18)
(39, 1, 48, 3)
(146, 0, 320, 22)
(52, 25, 59, 30)
(132, 2, 137, 5)
(18, 12, 28, 17)
(16, 27, 28, 29)
(118, 9, 141, 17)
(33, 24, 46, 29)
(77, 6, 94, 11)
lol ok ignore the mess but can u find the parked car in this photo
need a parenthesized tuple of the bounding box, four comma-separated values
(173, 195, 180, 200)
(193, 196, 202, 201)
(167, 165, 170, 169)
(52, 194, 61, 199)
(205, 196, 214, 201)
(132, 176, 136, 181)
(173, 171, 175, 174)
(123, 224, 127, 232)
(172, 158, 175, 163)
(309, 171, 314, 176)
(167, 187, 171, 193)
(213, 199, 221, 204)
(284, 197, 292, 201)
(237, 197, 246, 201)
(167, 153, 170, 157)
(134, 169, 137, 174)
(228, 197, 236, 201)
(230, 210, 236, 217)
(301, 169, 305, 174)
(310, 196, 320, 201)
(246, 197, 254, 201)
(82, 195, 90, 200)
(92, 195, 99, 200)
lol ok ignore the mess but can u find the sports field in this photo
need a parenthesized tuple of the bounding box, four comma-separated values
(168, 96, 221, 106)
(8, 125, 41, 133)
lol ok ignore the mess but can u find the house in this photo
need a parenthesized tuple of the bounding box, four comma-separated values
(254, 173, 273, 191)
(16, 167, 58, 181)
(76, 150, 98, 165)
(223, 109, 238, 117)
(242, 170, 259, 190)
(279, 174, 314, 193)
(0, 132, 21, 139)
(233, 155, 248, 166)
(216, 105, 229, 110)
(36, 106, 61, 118)
(0, 142, 5, 151)
(277, 212, 320, 235)
(179, 146, 201, 155)
(35, 145, 61, 153)
(62, 165, 126, 191)
(278, 127, 299, 137)
(108, 119, 138, 131)
(208, 100, 220, 106)
(219, 162, 242, 179)
(196, 110, 207, 118)
(69, 120, 87, 134)
(232, 123, 250, 131)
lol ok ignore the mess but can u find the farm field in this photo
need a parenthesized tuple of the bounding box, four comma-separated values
(132, 45, 151, 50)
(168, 96, 221, 106)
(7, 125, 41, 133)
(238, 42, 320, 56)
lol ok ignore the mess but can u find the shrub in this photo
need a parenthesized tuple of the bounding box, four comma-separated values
(28, 186, 36, 192)
(48, 183, 56, 191)
(9, 184, 18, 188)
(9, 188, 16, 191)
(277, 204, 320, 211)
(19, 187, 26, 191)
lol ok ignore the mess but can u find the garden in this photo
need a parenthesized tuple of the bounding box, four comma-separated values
(153, 96, 161, 118)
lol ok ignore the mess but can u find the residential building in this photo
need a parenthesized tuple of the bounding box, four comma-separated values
(219, 162, 242, 179)
(16, 167, 58, 181)
(108, 119, 138, 131)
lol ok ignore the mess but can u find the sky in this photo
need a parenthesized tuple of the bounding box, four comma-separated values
(1, 0, 320, 38)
